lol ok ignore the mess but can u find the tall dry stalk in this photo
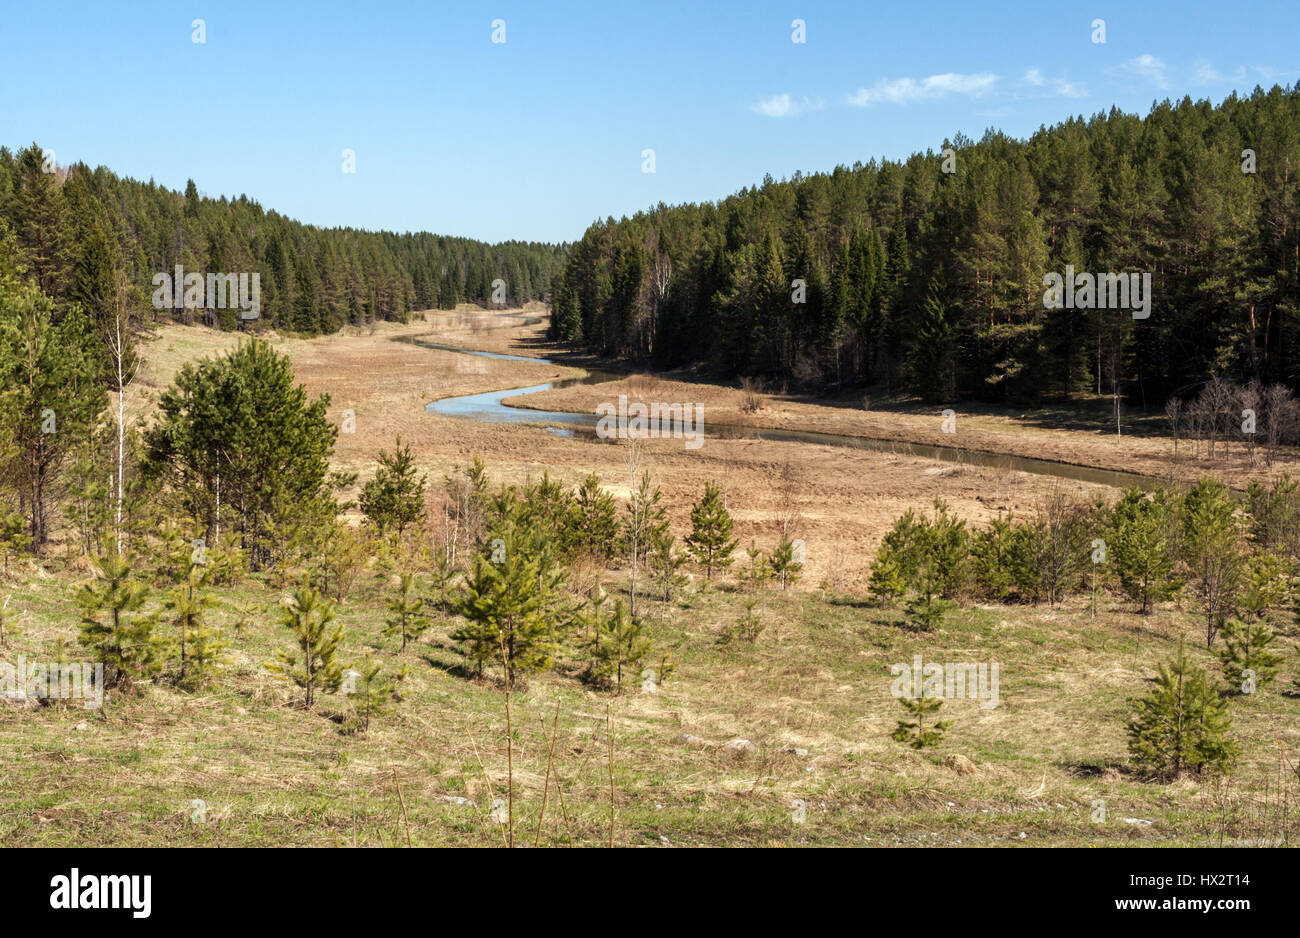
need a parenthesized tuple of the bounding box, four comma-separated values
(607, 701, 615, 848)
(392, 768, 412, 847)
(535, 699, 562, 846)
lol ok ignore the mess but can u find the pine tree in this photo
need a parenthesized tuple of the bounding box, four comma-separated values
(738, 539, 773, 590)
(451, 501, 561, 688)
(265, 586, 345, 708)
(624, 468, 668, 618)
(722, 594, 765, 645)
(1111, 488, 1179, 614)
(143, 338, 336, 572)
(1217, 620, 1283, 696)
(867, 543, 906, 605)
(0, 508, 29, 579)
(1181, 478, 1246, 646)
(77, 549, 163, 689)
(686, 481, 737, 580)
(904, 562, 950, 632)
(972, 514, 1024, 600)
(345, 656, 407, 733)
(891, 695, 951, 749)
(359, 437, 427, 539)
(588, 598, 652, 692)
(649, 526, 687, 602)
(0, 275, 107, 547)
(768, 535, 803, 590)
(1127, 639, 1237, 780)
(1241, 551, 1287, 619)
(163, 559, 224, 688)
(383, 572, 429, 652)
(574, 472, 619, 563)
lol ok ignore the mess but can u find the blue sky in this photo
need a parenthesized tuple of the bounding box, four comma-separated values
(1, 0, 1296, 244)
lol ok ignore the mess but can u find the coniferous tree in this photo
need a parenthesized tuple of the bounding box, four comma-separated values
(1110, 488, 1180, 614)
(451, 498, 562, 688)
(143, 338, 336, 571)
(649, 526, 687, 602)
(265, 586, 345, 709)
(77, 549, 163, 689)
(1216, 619, 1283, 695)
(588, 597, 651, 692)
(574, 472, 620, 563)
(904, 562, 951, 632)
(0, 276, 107, 547)
(867, 544, 906, 606)
(163, 559, 223, 688)
(686, 481, 737, 580)
(346, 656, 407, 733)
(1127, 639, 1236, 780)
(383, 572, 429, 652)
(769, 535, 803, 591)
(892, 695, 951, 749)
(11, 145, 74, 301)
(1181, 478, 1246, 646)
(359, 437, 427, 539)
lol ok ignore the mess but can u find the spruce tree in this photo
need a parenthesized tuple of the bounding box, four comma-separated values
(12, 145, 74, 301)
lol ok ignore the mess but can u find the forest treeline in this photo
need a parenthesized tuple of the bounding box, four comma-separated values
(0, 143, 567, 334)
(549, 84, 1300, 407)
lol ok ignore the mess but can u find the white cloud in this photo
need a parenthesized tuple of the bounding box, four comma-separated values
(1192, 62, 1225, 85)
(847, 72, 998, 107)
(1021, 67, 1088, 99)
(1192, 62, 1289, 87)
(1118, 54, 1169, 89)
(752, 93, 795, 117)
(751, 93, 824, 118)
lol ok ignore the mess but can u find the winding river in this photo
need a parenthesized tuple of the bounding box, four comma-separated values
(407, 332, 1158, 491)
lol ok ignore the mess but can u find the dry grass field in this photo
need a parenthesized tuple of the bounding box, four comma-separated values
(2, 307, 1297, 847)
